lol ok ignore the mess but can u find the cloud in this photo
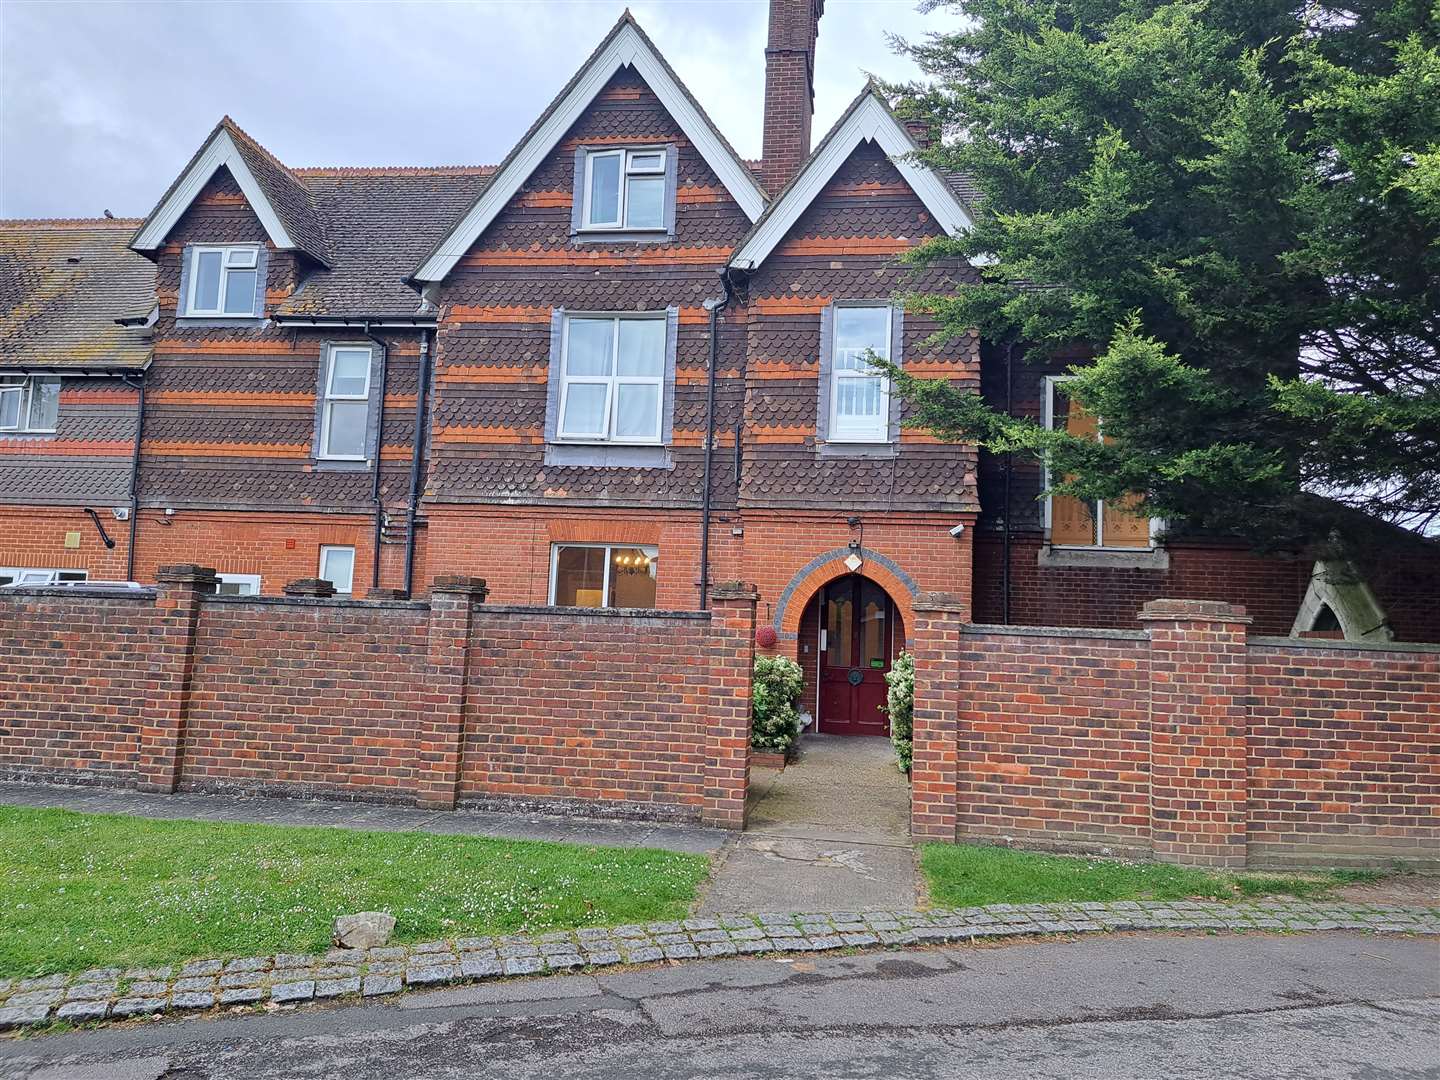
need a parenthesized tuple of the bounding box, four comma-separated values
(0, 0, 957, 219)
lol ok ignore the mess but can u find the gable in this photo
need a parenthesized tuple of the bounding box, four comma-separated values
(729, 90, 973, 273)
(411, 15, 766, 283)
(131, 120, 331, 266)
(452, 68, 751, 264)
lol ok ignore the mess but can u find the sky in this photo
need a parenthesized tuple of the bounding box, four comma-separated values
(0, 0, 960, 220)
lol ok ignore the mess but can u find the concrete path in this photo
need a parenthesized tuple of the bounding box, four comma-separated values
(0, 781, 726, 855)
(700, 734, 916, 913)
(6, 933, 1435, 1079)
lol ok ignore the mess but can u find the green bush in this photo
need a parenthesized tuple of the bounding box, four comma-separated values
(883, 651, 915, 773)
(752, 655, 804, 753)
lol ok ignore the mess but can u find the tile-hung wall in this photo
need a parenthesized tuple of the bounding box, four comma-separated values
(737, 140, 981, 515)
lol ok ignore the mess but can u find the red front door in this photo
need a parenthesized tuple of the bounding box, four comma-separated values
(818, 576, 894, 736)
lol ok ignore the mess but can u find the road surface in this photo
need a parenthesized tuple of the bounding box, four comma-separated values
(2, 932, 1435, 1080)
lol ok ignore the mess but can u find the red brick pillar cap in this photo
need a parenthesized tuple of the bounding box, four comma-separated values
(284, 578, 337, 598)
(710, 581, 759, 602)
(430, 575, 489, 600)
(155, 564, 218, 587)
(1137, 598, 1252, 623)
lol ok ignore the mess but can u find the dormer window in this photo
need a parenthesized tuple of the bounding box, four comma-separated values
(582, 148, 667, 231)
(185, 244, 261, 317)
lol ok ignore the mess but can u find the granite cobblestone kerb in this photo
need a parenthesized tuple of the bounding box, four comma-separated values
(0, 899, 1435, 1032)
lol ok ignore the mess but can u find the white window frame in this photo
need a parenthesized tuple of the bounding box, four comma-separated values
(547, 542, 659, 607)
(0, 376, 60, 434)
(581, 147, 667, 232)
(1042, 375, 1160, 550)
(318, 345, 374, 461)
(828, 304, 892, 444)
(318, 545, 356, 596)
(556, 313, 665, 445)
(0, 567, 87, 587)
(215, 573, 261, 596)
(184, 243, 261, 317)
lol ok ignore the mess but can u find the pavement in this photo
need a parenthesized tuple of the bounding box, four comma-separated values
(4, 932, 1435, 1079)
(0, 781, 727, 856)
(700, 733, 917, 913)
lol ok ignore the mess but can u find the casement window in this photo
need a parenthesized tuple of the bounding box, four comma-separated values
(318, 545, 355, 596)
(825, 305, 894, 444)
(215, 573, 261, 596)
(0, 377, 60, 433)
(549, 543, 658, 608)
(582, 148, 667, 231)
(0, 567, 86, 587)
(318, 345, 374, 460)
(556, 315, 666, 444)
(1043, 376, 1154, 549)
(184, 244, 262, 317)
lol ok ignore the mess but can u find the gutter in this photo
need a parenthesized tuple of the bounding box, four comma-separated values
(272, 316, 437, 329)
(402, 330, 433, 598)
(698, 267, 737, 610)
(121, 370, 147, 581)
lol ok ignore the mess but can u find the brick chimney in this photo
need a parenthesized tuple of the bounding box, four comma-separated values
(760, 0, 824, 193)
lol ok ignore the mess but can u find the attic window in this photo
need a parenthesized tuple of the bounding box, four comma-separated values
(185, 244, 260, 317)
(582, 148, 666, 230)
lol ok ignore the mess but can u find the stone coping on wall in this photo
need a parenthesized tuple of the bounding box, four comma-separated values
(1, 900, 1435, 1032)
(1248, 634, 1440, 655)
(961, 622, 1148, 641)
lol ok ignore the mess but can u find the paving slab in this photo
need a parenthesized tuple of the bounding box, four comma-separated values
(701, 734, 916, 914)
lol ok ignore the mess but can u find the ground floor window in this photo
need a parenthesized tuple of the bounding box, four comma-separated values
(0, 567, 87, 587)
(549, 543, 657, 608)
(318, 546, 355, 596)
(215, 573, 261, 596)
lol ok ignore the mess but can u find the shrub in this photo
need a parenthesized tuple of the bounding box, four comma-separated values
(752, 655, 804, 753)
(883, 650, 915, 773)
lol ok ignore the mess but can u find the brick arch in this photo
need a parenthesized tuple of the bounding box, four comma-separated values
(773, 547, 918, 641)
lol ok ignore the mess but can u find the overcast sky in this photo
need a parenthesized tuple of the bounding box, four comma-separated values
(0, 0, 959, 220)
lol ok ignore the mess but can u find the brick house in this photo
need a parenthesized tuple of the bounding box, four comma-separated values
(1, 2, 1435, 739)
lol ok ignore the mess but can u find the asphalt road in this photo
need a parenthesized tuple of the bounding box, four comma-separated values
(2, 933, 1436, 1080)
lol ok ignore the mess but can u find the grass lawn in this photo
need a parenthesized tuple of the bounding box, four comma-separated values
(0, 805, 709, 980)
(920, 842, 1378, 908)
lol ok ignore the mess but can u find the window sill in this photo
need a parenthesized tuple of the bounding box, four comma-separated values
(313, 458, 373, 473)
(816, 440, 897, 459)
(176, 315, 266, 328)
(544, 443, 673, 469)
(570, 228, 672, 244)
(1038, 545, 1169, 570)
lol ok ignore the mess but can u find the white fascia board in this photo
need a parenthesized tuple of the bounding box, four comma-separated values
(413, 22, 766, 283)
(132, 130, 295, 252)
(729, 94, 974, 273)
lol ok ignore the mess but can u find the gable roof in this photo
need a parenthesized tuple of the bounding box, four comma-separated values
(410, 13, 768, 284)
(0, 219, 156, 372)
(130, 118, 332, 266)
(727, 86, 974, 273)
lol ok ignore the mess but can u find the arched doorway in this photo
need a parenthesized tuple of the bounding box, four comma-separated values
(811, 574, 904, 736)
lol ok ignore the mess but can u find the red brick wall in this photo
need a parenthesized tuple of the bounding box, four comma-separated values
(914, 598, 1440, 868)
(179, 598, 431, 800)
(0, 590, 156, 784)
(460, 608, 717, 818)
(0, 505, 132, 582)
(973, 534, 1311, 636)
(953, 626, 1152, 855)
(1247, 639, 1440, 867)
(0, 573, 755, 826)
